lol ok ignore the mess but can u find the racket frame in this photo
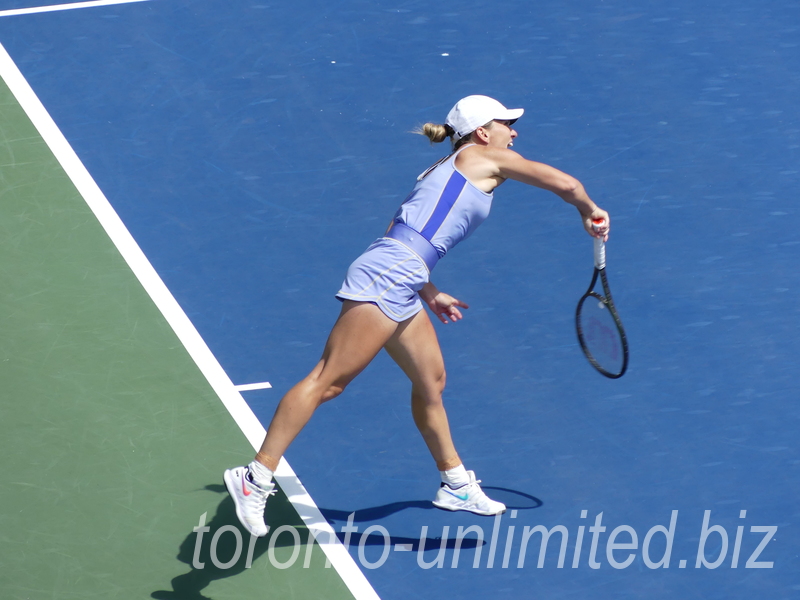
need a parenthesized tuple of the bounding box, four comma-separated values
(575, 237, 629, 378)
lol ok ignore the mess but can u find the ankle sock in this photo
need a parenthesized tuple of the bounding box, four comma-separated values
(440, 464, 469, 489)
(248, 460, 274, 489)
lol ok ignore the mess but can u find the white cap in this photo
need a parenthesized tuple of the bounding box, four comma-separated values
(445, 95, 524, 143)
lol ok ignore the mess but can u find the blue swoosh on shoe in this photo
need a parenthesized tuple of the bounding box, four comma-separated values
(443, 488, 469, 501)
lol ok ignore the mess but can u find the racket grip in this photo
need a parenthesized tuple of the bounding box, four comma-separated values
(594, 237, 606, 269)
(592, 218, 606, 269)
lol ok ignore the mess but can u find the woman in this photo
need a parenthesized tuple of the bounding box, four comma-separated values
(224, 95, 610, 537)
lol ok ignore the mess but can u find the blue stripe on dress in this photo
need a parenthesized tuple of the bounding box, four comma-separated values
(420, 171, 467, 240)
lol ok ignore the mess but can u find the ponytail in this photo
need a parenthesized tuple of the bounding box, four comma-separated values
(414, 122, 454, 144)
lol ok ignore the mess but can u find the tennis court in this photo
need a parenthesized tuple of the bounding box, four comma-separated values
(0, 1, 798, 599)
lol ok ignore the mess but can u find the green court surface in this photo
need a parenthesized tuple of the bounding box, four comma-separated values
(0, 77, 354, 600)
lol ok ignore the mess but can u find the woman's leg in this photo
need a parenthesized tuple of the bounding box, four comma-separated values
(383, 308, 460, 471)
(256, 300, 398, 468)
(227, 300, 399, 537)
(384, 308, 505, 516)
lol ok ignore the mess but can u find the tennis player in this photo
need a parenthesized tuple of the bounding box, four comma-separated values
(225, 95, 610, 537)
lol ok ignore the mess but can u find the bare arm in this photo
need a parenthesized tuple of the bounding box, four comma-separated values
(501, 152, 609, 238)
(456, 146, 610, 239)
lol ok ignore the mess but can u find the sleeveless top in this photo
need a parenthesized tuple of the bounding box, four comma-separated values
(392, 144, 494, 259)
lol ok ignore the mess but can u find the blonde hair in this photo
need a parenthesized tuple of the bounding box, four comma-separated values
(413, 120, 494, 149)
(414, 122, 453, 144)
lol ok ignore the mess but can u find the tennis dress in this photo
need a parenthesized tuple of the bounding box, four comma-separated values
(336, 144, 494, 321)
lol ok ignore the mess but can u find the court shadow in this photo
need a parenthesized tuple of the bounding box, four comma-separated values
(319, 486, 543, 526)
(151, 484, 544, 598)
(343, 528, 484, 552)
(150, 484, 309, 600)
(480, 486, 544, 511)
(319, 500, 433, 523)
(317, 486, 542, 551)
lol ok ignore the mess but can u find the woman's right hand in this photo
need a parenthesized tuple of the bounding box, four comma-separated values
(582, 208, 610, 241)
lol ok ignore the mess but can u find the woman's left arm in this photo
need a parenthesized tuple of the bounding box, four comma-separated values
(420, 282, 469, 324)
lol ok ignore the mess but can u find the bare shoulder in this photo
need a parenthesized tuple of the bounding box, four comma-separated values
(453, 146, 523, 192)
(455, 145, 521, 176)
(458, 145, 576, 192)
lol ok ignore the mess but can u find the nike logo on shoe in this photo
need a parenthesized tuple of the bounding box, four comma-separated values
(443, 488, 469, 501)
(241, 472, 252, 496)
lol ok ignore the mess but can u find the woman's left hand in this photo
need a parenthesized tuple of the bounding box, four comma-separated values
(427, 292, 470, 324)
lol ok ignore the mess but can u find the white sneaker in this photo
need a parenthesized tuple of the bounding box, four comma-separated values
(223, 465, 275, 537)
(432, 470, 506, 516)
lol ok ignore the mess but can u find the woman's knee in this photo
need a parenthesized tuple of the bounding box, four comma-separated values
(412, 367, 447, 406)
(295, 370, 348, 406)
(433, 368, 446, 396)
(431, 363, 447, 392)
(319, 381, 347, 403)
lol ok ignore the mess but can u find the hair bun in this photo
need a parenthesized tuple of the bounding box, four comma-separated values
(419, 123, 449, 144)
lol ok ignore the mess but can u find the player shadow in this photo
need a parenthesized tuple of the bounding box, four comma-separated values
(318, 485, 543, 550)
(320, 485, 543, 525)
(150, 484, 308, 600)
(151, 484, 543, 599)
(482, 486, 544, 511)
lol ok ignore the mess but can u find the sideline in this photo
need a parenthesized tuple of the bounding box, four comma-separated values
(0, 40, 380, 600)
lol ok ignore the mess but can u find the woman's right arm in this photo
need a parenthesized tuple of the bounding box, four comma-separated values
(496, 149, 609, 239)
(460, 146, 610, 239)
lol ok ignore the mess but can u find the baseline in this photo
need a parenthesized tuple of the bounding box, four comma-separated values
(0, 0, 151, 18)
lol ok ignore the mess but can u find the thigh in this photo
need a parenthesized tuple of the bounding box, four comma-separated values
(313, 300, 399, 388)
(384, 308, 445, 393)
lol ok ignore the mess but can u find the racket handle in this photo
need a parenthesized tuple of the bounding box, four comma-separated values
(594, 237, 606, 269)
(592, 218, 606, 269)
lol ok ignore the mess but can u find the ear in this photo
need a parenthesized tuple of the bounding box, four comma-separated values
(473, 126, 491, 144)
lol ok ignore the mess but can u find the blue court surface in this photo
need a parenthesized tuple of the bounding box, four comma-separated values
(1, 0, 798, 598)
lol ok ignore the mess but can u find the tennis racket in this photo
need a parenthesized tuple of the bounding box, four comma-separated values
(575, 218, 628, 378)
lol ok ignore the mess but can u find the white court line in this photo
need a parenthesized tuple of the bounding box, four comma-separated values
(0, 0, 150, 18)
(234, 381, 273, 392)
(0, 42, 379, 600)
